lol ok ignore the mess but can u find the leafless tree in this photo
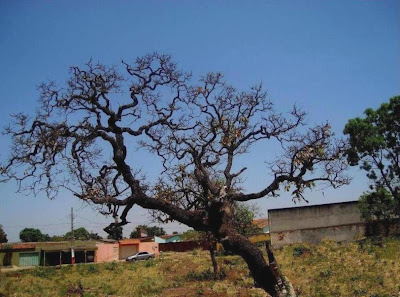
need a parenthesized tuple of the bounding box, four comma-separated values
(1, 53, 349, 296)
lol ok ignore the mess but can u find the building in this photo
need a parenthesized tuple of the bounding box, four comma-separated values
(1, 238, 159, 267)
(268, 201, 365, 248)
(95, 239, 119, 263)
(252, 218, 269, 233)
(0, 241, 97, 267)
(154, 234, 181, 243)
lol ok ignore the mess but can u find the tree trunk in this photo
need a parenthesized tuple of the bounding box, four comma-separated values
(220, 232, 295, 296)
(208, 201, 296, 297)
(206, 232, 219, 277)
(209, 243, 219, 276)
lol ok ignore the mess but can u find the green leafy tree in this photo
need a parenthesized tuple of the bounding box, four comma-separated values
(344, 96, 400, 213)
(107, 226, 123, 240)
(181, 203, 261, 240)
(19, 228, 50, 242)
(49, 235, 66, 242)
(232, 203, 262, 237)
(0, 224, 8, 243)
(130, 225, 166, 238)
(65, 227, 90, 240)
(146, 226, 166, 237)
(359, 188, 397, 236)
(89, 232, 102, 240)
(181, 229, 203, 241)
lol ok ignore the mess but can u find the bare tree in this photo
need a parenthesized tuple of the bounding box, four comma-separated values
(1, 53, 349, 296)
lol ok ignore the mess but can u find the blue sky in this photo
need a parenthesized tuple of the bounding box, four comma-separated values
(0, 1, 399, 242)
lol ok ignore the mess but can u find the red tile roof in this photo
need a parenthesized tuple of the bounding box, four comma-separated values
(253, 218, 269, 229)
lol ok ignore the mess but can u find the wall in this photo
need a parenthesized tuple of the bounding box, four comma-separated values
(139, 242, 159, 256)
(269, 201, 365, 248)
(95, 243, 119, 263)
(159, 240, 210, 252)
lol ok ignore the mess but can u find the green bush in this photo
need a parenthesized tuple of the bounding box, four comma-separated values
(32, 267, 56, 279)
(144, 259, 155, 268)
(292, 245, 310, 257)
(104, 261, 118, 271)
(86, 264, 99, 273)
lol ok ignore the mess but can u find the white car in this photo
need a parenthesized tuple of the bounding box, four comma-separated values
(126, 251, 155, 262)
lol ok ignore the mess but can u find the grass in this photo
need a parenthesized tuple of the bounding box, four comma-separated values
(0, 237, 399, 297)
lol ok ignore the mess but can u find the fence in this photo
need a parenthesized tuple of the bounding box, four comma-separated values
(159, 240, 210, 252)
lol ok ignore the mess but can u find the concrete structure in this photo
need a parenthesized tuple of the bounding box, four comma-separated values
(95, 241, 119, 263)
(119, 239, 140, 260)
(0, 243, 37, 267)
(268, 201, 365, 248)
(139, 241, 159, 256)
(1, 239, 160, 266)
(0, 241, 97, 267)
(39, 241, 96, 266)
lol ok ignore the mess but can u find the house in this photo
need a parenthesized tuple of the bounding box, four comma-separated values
(154, 234, 181, 243)
(95, 239, 119, 263)
(118, 239, 140, 260)
(268, 201, 365, 248)
(253, 218, 269, 233)
(0, 241, 97, 267)
(39, 241, 97, 266)
(0, 237, 160, 267)
(118, 239, 159, 260)
(0, 243, 38, 267)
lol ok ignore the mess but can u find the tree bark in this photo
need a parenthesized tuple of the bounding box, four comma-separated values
(209, 242, 219, 277)
(210, 203, 296, 297)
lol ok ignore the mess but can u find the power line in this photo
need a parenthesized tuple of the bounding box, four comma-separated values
(1, 222, 70, 229)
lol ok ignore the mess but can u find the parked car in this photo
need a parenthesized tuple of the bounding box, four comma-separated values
(126, 251, 155, 262)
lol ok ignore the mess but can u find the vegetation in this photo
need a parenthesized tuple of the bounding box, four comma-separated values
(19, 228, 50, 242)
(344, 96, 400, 213)
(65, 227, 91, 241)
(0, 238, 399, 297)
(130, 225, 166, 238)
(0, 225, 7, 243)
(359, 188, 397, 236)
(106, 225, 123, 240)
(1, 53, 349, 296)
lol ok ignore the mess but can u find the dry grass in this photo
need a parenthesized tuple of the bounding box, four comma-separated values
(0, 237, 399, 297)
(276, 237, 400, 297)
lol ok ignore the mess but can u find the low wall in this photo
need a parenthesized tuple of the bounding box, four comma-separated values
(96, 243, 119, 263)
(269, 201, 366, 248)
(139, 242, 159, 256)
(270, 223, 366, 248)
(159, 240, 209, 252)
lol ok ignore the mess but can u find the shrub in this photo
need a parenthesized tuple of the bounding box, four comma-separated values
(144, 259, 155, 268)
(292, 245, 310, 257)
(86, 264, 99, 273)
(104, 261, 118, 271)
(32, 267, 56, 279)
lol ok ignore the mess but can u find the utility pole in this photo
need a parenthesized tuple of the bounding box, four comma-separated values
(70, 207, 75, 264)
